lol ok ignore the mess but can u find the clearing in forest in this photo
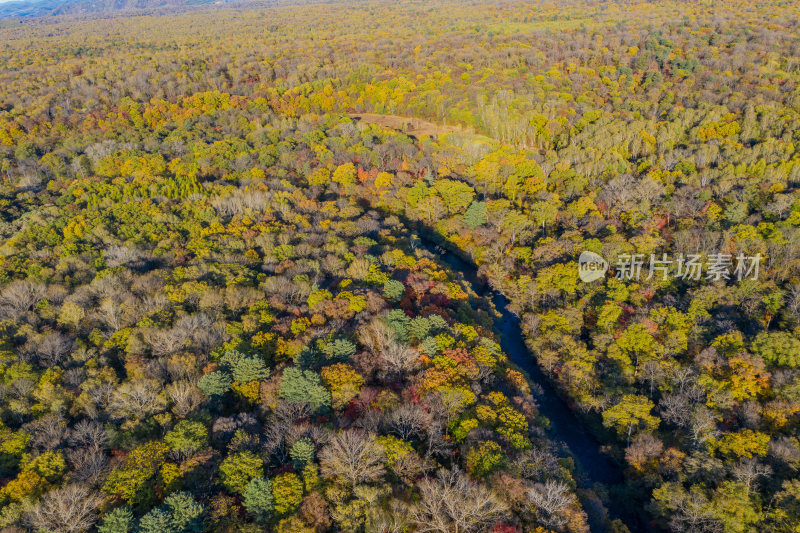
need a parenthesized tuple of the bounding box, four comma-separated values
(349, 113, 464, 138)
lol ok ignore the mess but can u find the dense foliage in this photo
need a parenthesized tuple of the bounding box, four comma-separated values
(1, 0, 800, 531)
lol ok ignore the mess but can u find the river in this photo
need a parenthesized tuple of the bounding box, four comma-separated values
(416, 236, 641, 533)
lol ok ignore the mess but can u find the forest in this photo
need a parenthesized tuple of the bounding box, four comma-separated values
(0, 0, 799, 531)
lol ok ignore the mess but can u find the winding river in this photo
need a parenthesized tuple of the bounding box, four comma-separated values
(418, 236, 641, 533)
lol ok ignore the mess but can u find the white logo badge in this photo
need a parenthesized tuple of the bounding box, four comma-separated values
(578, 251, 608, 282)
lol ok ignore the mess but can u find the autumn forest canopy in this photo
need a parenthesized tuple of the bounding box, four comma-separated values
(0, 0, 799, 531)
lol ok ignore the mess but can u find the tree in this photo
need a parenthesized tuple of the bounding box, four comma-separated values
(26, 484, 102, 533)
(710, 481, 761, 533)
(166, 381, 204, 418)
(232, 357, 271, 383)
(320, 363, 363, 409)
(198, 371, 232, 397)
(290, 439, 315, 468)
(165, 420, 208, 458)
(271, 473, 303, 515)
(97, 507, 135, 533)
(332, 163, 356, 187)
(751, 331, 800, 367)
(528, 480, 576, 530)
(378, 341, 419, 381)
(383, 280, 405, 301)
(410, 468, 508, 533)
(0, 279, 45, 319)
(465, 441, 506, 478)
(463, 201, 487, 229)
(602, 395, 660, 444)
(243, 477, 274, 522)
(138, 508, 173, 533)
(219, 451, 264, 494)
(163, 491, 205, 532)
(709, 430, 770, 460)
(612, 323, 660, 375)
(109, 379, 166, 421)
(279, 367, 331, 412)
(319, 430, 386, 486)
(103, 441, 169, 504)
(433, 179, 475, 215)
(652, 482, 720, 533)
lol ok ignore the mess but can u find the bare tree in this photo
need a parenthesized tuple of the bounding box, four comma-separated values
(625, 433, 664, 470)
(103, 245, 143, 268)
(109, 379, 166, 421)
(660, 393, 692, 428)
(511, 447, 562, 482)
(140, 293, 169, 316)
(410, 468, 508, 533)
(85, 383, 115, 419)
(166, 381, 204, 418)
(263, 401, 312, 458)
(688, 407, 720, 448)
(26, 331, 74, 367)
(24, 413, 68, 451)
(96, 297, 128, 332)
(319, 429, 385, 487)
(528, 480, 576, 530)
(0, 279, 46, 319)
(143, 327, 189, 357)
(69, 420, 108, 451)
(368, 500, 408, 533)
(379, 341, 420, 382)
(26, 484, 101, 533)
(67, 447, 108, 485)
(732, 458, 771, 494)
(385, 403, 430, 441)
(358, 316, 392, 354)
(788, 282, 800, 320)
(174, 313, 223, 353)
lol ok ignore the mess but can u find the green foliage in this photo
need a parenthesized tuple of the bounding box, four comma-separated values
(290, 439, 315, 468)
(463, 201, 487, 228)
(408, 316, 431, 341)
(103, 441, 169, 504)
(165, 421, 208, 456)
(138, 492, 204, 533)
(198, 371, 232, 397)
(232, 357, 271, 382)
(386, 309, 411, 344)
(466, 440, 506, 478)
(383, 279, 405, 301)
(279, 367, 331, 412)
(318, 337, 356, 361)
(163, 491, 205, 532)
(219, 350, 246, 372)
(243, 477, 274, 522)
(98, 507, 135, 533)
(420, 336, 440, 356)
(138, 508, 173, 533)
(219, 451, 264, 494)
(752, 331, 800, 367)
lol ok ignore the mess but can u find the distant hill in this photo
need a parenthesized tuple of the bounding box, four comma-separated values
(0, 0, 237, 18)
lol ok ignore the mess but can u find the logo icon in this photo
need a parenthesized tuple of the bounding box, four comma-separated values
(578, 251, 608, 282)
